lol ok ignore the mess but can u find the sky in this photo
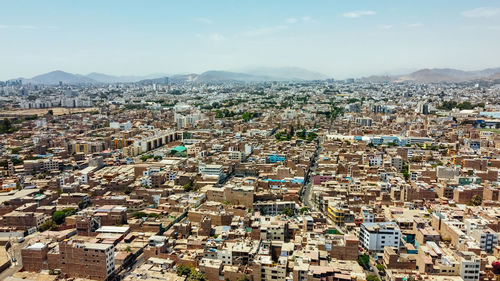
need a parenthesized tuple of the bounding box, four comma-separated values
(1, 0, 500, 80)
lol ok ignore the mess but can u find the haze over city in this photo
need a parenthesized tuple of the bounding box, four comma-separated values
(1, 0, 500, 79)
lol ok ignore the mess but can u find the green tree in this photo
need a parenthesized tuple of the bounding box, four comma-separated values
(187, 270, 206, 281)
(281, 207, 295, 217)
(176, 265, 192, 277)
(183, 182, 193, 192)
(357, 254, 370, 268)
(237, 277, 250, 281)
(133, 212, 147, 219)
(300, 207, 309, 214)
(52, 208, 76, 224)
(469, 195, 482, 206)
(38, 219, 57, 232)
(366, 275, 380, 281)
(376, 264, 385, 272)
(0, 118, 13, 134)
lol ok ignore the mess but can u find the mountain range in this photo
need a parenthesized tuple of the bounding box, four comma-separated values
(362, 67, 500, 83)
(10, 67, 329, 85)
(7, 66, 500, 85)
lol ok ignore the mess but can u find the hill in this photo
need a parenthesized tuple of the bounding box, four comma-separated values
(26, 70, 97, 85)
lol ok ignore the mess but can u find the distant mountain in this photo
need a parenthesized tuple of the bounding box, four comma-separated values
(358, 75, 395, 83)
(243, 67, 329, 80)
(16, 67, 328, 85)
(362, 67, 500, 83)
(25, 70, 97, 85)
(86, 72, 168, 83)
(194, 71, 273, 82)
(137, 69, 327, 84)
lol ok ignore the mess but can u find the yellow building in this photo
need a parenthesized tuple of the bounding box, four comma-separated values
(327, 202, 346, 226)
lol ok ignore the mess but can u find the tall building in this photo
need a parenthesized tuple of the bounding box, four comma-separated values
(58, 240, 115, 280)
(360, 222, 401, 252)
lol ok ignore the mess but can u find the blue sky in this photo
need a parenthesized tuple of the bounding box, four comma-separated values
(1, 0, 500, 79)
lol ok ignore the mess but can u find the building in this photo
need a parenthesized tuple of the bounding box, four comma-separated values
(199, 163, 223, 177)
(58, 240, 115, 280)
(455, 251, 480, 281)
(360, 222, 401, 252)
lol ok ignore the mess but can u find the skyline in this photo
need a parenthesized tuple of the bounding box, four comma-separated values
(1, 0, 500, 80)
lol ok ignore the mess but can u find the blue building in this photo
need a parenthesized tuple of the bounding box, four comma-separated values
(267, 154, 286, 163)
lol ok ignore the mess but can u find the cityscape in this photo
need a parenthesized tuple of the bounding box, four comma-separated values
(1, 1, 500, 281)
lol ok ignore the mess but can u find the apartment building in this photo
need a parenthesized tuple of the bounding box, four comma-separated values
(360, 222, 401, 252)
(58, 240, 115, 280)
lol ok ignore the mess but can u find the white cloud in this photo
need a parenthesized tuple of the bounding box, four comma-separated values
(285, 18, 298, 24)
(0, 25, 40, 30)
(18, 25, 39, 30)
(195, 33, 226, 41)
(379, 24, 393, 30)
(462, 7, 500, 18)
(209, 33, 226, 41)
(342, 10, 376, 18)
(243, 25, 288, 37)
(193, 17, 213, 24)
(408, 23, 423, 28)
(301, 16, 319, 24)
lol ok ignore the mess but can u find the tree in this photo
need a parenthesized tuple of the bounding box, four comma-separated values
(237, 277, 250, 281)
(38, 219, 57, 232)
(376, 264, 385, 272)
(133, 212, 147, 219)
(300, 207, 309, 214)
(125, 246, 132, 252)
(52, 208, 76, 224)
(469, 195, 482, 206)
(366, 275, 380, 281)
(0, 118, 13, 134)
(184, 182, 193, 192)
(357, 254, 370, 268)
(48, 109, 54, 115)
(176, 265, 192, 276)
(187, 270, 206, 281)
(281, 207, 295, 217)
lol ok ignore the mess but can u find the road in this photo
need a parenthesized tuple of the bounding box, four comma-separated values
(0, 235, 31, 280)
(299, 138, 322, 210)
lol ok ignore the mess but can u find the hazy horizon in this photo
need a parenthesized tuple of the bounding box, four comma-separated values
(1, 0, 500, 80)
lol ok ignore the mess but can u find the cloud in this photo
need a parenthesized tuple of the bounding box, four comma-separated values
(209, 33, 226, 41)
(196, 33, 226, 41)
(342, 10, 376, 18)
(0, 25, 40, 30)
(284, 17, 318, 24)
(408, 23, 423, 28)
(18, 25, 39, 30)
(193, 17, 213, 24)
(379, 24, 393, 30)
(301, 16, 319, 24)
(462, 7, 500, 18)
(243, 25, 288, 37)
